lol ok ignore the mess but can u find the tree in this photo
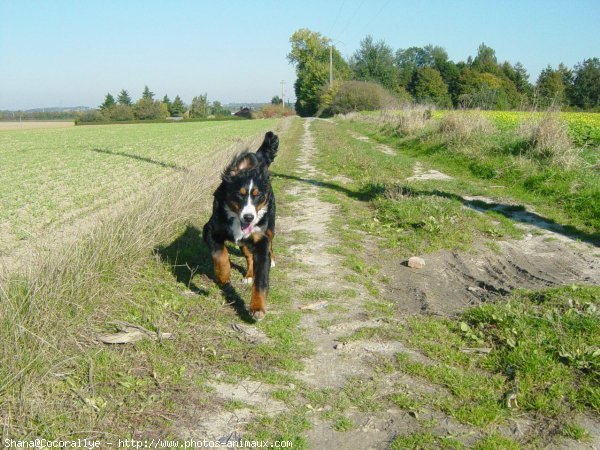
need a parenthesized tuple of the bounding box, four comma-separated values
(142, 85, 154, 100)
(350, 35, 398, 90)
(288, 28, 352, 116)
(408, 67, 451, 107)
(162, 94, 171, 110)
(190, 94, 209, 118)
(99, 93, 116, 111)
(536, 66, 567, 107)
(395, 46, 432, 87)
(502, 62, 531, 94)
(210, 101, 231, 116)
(571, 58, 600, 109)
(472, 43, 500, 75)
(394, 45, 458, 97)
(169, 95, 186, 117)
(117, 89, 132, 106)
(271, 95, 283, 104)
(458, 67, 519, 109)
(134, 94, 166, 120)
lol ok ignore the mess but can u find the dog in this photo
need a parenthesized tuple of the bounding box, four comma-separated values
(203, 132, 278, 320)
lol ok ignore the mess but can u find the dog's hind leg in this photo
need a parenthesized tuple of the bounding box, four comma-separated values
(249, 235, 270, 320)
(241, 245, 254, 284)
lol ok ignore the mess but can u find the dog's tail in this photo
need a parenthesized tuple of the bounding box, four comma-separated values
(255, 131, 279, 168)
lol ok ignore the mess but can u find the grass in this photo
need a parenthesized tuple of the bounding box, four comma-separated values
(2, 109, 598, 446)
(0, 119, 279, 253)
(0, 117, 301, 439)
(345, 110, 600, 240)
(344, 285, 600, 429)
(306, 115, 600, 445)
(309, 118, 523, 258)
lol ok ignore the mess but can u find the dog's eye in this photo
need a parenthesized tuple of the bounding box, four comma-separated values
(252, 188, 259, 197)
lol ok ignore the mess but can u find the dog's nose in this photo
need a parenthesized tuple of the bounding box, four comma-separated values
(242, 213, 254, 223)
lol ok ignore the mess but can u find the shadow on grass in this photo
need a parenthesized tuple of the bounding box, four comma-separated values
(272, 172, 384, 202)
(273, 172, 599, 247)
(155, 225, 255, 323)
(92, 148, 189, 172)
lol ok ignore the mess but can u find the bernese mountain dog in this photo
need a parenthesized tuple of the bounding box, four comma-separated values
(203, 132, 279, 320)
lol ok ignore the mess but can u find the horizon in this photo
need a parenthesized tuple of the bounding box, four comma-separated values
(1, 0, 599, 110)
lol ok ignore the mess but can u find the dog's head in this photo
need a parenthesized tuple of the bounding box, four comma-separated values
(221, 151, 270, 236)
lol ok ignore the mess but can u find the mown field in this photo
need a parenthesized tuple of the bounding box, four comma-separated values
(0, 120, 278, 254)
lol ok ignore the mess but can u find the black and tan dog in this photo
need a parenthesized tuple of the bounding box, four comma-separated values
(203, 132, 278, 320)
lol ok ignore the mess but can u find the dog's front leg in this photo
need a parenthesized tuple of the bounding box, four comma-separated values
(240, 245, 254, 284)
(203, 222, 230, 285)
(249, 235, 270, 320)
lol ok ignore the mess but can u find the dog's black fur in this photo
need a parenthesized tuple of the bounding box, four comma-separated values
(203, 132, 279, 320)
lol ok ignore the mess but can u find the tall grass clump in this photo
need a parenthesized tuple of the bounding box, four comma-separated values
(517, 114, 581, 167)
(0, 130, 273, 436)
(438, 111, 495, 144)
(379, 105, 433, 137)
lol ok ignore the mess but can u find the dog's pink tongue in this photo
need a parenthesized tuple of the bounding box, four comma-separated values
(242, 223, 253, 234)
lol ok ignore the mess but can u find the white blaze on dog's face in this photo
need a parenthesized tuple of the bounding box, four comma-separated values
(225, 177, 269, 241)
(240, 180, 257, 234)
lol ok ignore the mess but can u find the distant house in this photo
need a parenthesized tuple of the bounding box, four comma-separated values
(166, 116, 184, 121)
(234, 107, 252, 118)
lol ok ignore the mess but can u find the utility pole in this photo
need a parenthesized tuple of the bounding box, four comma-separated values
(329, 45, 333, 85)
(280, 80, 285, 112)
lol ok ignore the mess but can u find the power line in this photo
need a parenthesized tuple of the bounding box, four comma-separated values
(364, 0, 392, 31)
(331, 0, 346, 36)
(337, 0, 367, 39)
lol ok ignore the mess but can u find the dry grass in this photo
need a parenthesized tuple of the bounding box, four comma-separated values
(393, 105, 433, 136)
(0, 128, 276, 436)
(438, 111, 495, 143)
(517, 114, 581, 166)
(336, 105, 433, 136)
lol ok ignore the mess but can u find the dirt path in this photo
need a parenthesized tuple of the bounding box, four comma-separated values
(278, 119, 402, 448)
(269, 119, 490, 448)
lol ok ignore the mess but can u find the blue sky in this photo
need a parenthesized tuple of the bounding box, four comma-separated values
(1, 0, 598, 110)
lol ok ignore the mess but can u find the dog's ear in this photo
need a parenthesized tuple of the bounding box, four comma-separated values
(224, 152, 257, 179)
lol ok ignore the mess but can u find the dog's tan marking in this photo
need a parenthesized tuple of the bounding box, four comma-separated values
(212, 247, 231, 285)
(256, 197, 268, 212)
(227, 200, 241, 213)
(250, 286, 266, 319)
(252, 188, 259, 196)
(240, 187, 247, 195)
(241, 245, 254, 279)
(250, 232, 266, 244)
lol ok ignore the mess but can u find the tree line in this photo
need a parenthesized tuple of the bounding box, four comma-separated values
(289, 29, 600, 116)
(80, 86, 232, 122)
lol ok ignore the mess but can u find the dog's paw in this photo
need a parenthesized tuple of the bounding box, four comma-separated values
(271, 260, 276, 268)
(242, 277, 253, 285)
(251, 310, 266, 321)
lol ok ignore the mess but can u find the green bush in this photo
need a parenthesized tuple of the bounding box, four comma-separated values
(75, 109, 105, 123)
(327, 80, 398, 115)
(109, 104, 134, 121)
